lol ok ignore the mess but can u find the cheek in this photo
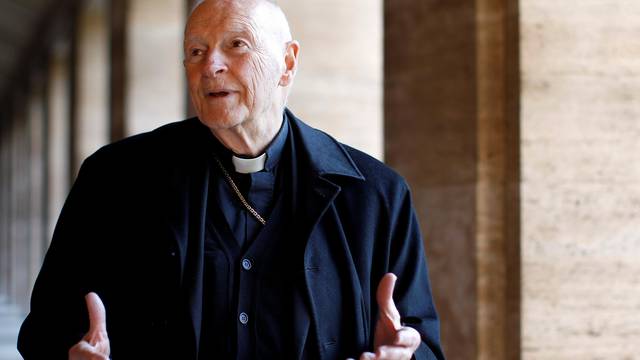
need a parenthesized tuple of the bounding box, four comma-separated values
(185, 68, 206, 112)
(245, 56, 279, 99)
(185, 68, 200, 92)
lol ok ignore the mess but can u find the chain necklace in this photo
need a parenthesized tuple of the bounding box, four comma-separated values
(213, 155, 267, 226)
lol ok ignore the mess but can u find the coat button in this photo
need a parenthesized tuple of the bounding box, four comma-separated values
(239, 312, 249, 325)
(241, 258, 252, 270)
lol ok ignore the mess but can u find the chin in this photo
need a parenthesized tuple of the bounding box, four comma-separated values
(197, 111, 246, 131)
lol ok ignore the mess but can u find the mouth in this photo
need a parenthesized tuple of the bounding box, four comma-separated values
(207, 90, 232, 98)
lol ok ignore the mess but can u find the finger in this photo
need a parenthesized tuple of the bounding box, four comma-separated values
(376, 273, 401, 330)
(69, 340, 92, 354)
(69, 341, 108, 360)
(376, 345, 413, 360)
(359, 352, 376, 360)
(85, 292, 107, 335)
(393, 327, 422, 350)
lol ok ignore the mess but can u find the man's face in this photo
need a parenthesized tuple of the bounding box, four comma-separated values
(184, 0, 287, 131)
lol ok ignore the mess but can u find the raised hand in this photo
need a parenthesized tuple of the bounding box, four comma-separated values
(359, 273, 421, 360)
(68, 292, 111, 360)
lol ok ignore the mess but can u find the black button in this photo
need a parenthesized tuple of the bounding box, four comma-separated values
(239, 312, 249, 324)
(242, 258, 252, 270)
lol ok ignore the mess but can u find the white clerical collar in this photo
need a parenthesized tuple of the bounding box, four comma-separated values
(232, 153, 267, 174)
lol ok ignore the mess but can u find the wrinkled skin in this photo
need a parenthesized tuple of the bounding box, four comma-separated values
(184, 0, 299, 156)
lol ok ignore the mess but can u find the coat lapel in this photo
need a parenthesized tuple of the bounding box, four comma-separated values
(183, 160, 208, 357)
(161, 120, 211, 357)
(297, 176, 370, 359)
(298, 178, 342, 360)
(286, 109, 367, 359)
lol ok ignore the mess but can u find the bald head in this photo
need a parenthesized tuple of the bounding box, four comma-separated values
(190, 0, 279, 12)
(188, 0, 292, 43)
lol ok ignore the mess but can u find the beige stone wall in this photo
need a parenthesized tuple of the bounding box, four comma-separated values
(278, 0, 383, 159)
(521, 2, 640, 358)
(126, 0, 186, 135)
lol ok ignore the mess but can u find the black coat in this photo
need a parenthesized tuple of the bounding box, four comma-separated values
(18, 109, 445, 359)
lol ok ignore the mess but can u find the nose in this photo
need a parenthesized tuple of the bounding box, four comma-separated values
(204, 51, 227, 77)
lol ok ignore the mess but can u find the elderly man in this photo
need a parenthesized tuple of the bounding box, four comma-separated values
(18, 0, 444, 359)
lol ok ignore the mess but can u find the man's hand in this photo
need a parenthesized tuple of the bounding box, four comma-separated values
(358, 273, 421, 360)
(68, 292, 111, 360)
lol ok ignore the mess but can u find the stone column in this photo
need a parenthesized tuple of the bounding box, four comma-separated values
(28, 71, 47, 296)
(386, 1, 478, 358)
(278, 0, 383, 159)
(10, 93, 30, 309)
(47, 40, 72, 242)
(75, 0, 110, 169)
(125, 0, 186, 135)
(475, 0, 521, 359)
(109, 0, 128, 141)
(8, 107, 18, 303)
(520, 1, 640, 358)
(0, 111, 12, 299)
(385, 0, 520, 358)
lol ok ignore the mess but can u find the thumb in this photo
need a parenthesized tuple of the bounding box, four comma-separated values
(85, 292, 107, 335)
(376, 273, 401, 330)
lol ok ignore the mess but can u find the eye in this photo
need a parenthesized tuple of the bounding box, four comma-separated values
(231, 39, 248, 48)
(190, 48, 204, 57)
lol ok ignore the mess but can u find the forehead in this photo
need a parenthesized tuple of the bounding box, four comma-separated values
(185, 0, 262, 36)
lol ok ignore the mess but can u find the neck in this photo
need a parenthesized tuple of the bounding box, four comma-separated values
(211, 112, 283, 157)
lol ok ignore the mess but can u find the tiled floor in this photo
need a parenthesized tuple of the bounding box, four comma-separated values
(0, 298, 22, 360)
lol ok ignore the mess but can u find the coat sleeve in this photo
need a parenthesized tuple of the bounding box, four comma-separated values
(385, 181, 446, 360)
(17, 153, 107, 359)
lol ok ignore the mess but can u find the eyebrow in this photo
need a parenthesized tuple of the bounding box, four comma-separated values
(184, 35, 207, 44)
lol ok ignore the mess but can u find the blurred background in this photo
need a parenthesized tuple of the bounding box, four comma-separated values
(0, 0, 639, 359)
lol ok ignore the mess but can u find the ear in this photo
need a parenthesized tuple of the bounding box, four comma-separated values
(279, 40, 300, 87)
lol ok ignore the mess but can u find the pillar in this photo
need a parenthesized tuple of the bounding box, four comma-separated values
(475, 0, 520, 359)
(109, 0, 128, 141)
(386, 1, 478, 357)
(10, 92, 30, 308)
(27, 70, 47, 297)
(47, 39, 72, 242)
(385, 0, 520, 358)
(125, 0, 186, 135)
(75, 0, 110, 169)
(0, 108, 12, 300)
(278, 0, 383, 159)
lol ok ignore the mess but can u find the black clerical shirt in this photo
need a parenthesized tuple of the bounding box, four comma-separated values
(199, 119, 295, 359)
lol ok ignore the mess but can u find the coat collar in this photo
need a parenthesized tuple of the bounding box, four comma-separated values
(284, 108, 365, 182)
(185, 108, 366, 182)
(182, 108, 365, 183)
